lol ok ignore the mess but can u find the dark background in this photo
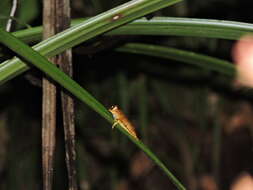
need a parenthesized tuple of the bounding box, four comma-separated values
(0, 0, 253, 189)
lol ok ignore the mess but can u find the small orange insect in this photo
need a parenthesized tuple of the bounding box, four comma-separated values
(109, 105, 139, 140)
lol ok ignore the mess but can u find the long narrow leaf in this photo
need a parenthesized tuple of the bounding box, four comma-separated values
(2, 16, 251, 84)
(109, 17, 253, 39)
(116, 43, 235, 77)
(0, 0, 182, 85)
(0, 23, 186, 190)
(0, 27, 110, 122)
(13, 17, 253, 43)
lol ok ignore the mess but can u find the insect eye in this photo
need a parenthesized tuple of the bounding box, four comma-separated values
(110, 105, 118, 110)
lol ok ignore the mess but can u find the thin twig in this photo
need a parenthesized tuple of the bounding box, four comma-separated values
(6, 0, 18, 32)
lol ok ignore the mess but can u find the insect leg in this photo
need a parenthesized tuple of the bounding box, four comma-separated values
(112, 119, 119, 129)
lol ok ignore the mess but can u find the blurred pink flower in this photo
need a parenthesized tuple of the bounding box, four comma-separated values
(232, 35, 253, 87)
(230, 173, 253, 190)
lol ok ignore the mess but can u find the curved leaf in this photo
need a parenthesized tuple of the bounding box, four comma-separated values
(2, 17, 251, 84)
(14, 17, 253, 43)
(0, 0, 182, 85)
(116, 43, 235, 77)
